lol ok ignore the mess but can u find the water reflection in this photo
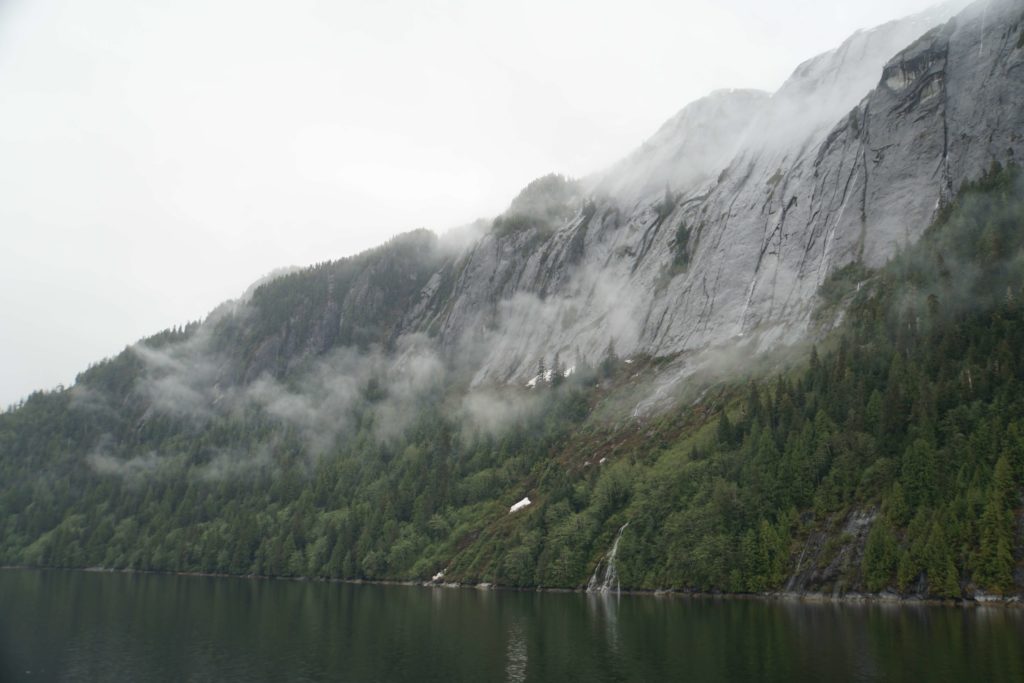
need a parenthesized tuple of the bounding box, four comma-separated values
(505, 621, 527, 683)
(1, 570, 1023, 682)
(586, 591, 621, 655)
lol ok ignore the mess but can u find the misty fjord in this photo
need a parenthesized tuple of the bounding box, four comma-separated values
(3, 0, 1024, 681)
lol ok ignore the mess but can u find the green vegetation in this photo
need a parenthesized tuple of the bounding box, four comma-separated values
(673, 222, 692, 269)
(492, 173, 581, 237)
(1, 166, 1022, 598)
(655, 219, 698, 292)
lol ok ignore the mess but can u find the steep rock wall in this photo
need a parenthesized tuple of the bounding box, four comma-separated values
(405, 0, 1022, 391)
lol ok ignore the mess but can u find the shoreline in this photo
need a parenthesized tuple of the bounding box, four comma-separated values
(3, 564, 1021, 609)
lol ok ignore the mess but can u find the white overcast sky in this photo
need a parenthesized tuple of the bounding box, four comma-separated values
(0, 0, 947, 406)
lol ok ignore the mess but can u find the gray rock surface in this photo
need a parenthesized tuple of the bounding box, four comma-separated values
(399, 0, 1023, 392)
(140, 1, 1023, 409)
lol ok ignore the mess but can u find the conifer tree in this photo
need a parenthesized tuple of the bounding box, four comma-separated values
(925, 519, 960, 598)
(862, 518, 897, 592)
(975, 455, 1016, 593)
(552, 352, 564, 387)
(717, 410, 734, 449)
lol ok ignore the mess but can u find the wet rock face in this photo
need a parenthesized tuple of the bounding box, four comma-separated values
(784, 509, 877, 596)
(400, 0, 1023, 388)
(171, 2, 1021, 399)
(881, 29, 947, 93)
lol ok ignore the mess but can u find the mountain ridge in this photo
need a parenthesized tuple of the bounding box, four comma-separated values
(1, 0, 1023, 602)
(12, 0, 1019, 418)
(48, 1, 1007, 403)
(399, 0, 1019, 393)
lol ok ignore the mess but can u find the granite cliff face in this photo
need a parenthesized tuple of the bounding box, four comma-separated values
(6, 0, 1024, 601)
(111, 0, 1024, 408)
(391, 0, 1023, 396)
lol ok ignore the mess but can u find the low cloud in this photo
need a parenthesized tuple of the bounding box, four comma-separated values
(86, 448, 180, 481)
(458, 388, 543, 439)
(195, 445, 275, 482)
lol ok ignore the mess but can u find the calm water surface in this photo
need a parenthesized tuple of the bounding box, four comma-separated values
(1, 569, 1022, 682)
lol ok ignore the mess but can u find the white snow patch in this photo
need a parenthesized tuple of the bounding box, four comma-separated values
(526, 366, 574, 388)
(509, 497, 532, 513)
(526, 370, 552, 388)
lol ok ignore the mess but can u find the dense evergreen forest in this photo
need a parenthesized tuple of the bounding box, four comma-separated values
(1, 165, 1022, 599)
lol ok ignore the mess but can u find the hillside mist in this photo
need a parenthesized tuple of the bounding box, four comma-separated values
(2, 0, 1024, 601)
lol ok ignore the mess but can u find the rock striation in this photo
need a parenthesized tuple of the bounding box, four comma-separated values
(125, 0, 1024, 405)
(394, 0, 1023, 392)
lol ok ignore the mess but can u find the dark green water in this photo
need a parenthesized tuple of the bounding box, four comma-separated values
(1, 569, 1022, 682)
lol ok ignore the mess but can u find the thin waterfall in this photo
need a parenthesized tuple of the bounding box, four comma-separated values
(587, 522, 629, 594)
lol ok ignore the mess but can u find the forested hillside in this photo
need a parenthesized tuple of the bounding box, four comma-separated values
(1, 165, 1022, 599)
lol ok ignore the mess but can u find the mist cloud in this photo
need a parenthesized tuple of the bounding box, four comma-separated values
(458, 389, 545, 439)
(86, 446, 183, 482)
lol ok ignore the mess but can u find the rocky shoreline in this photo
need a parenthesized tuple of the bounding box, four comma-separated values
(4, 565, 1021, 608)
